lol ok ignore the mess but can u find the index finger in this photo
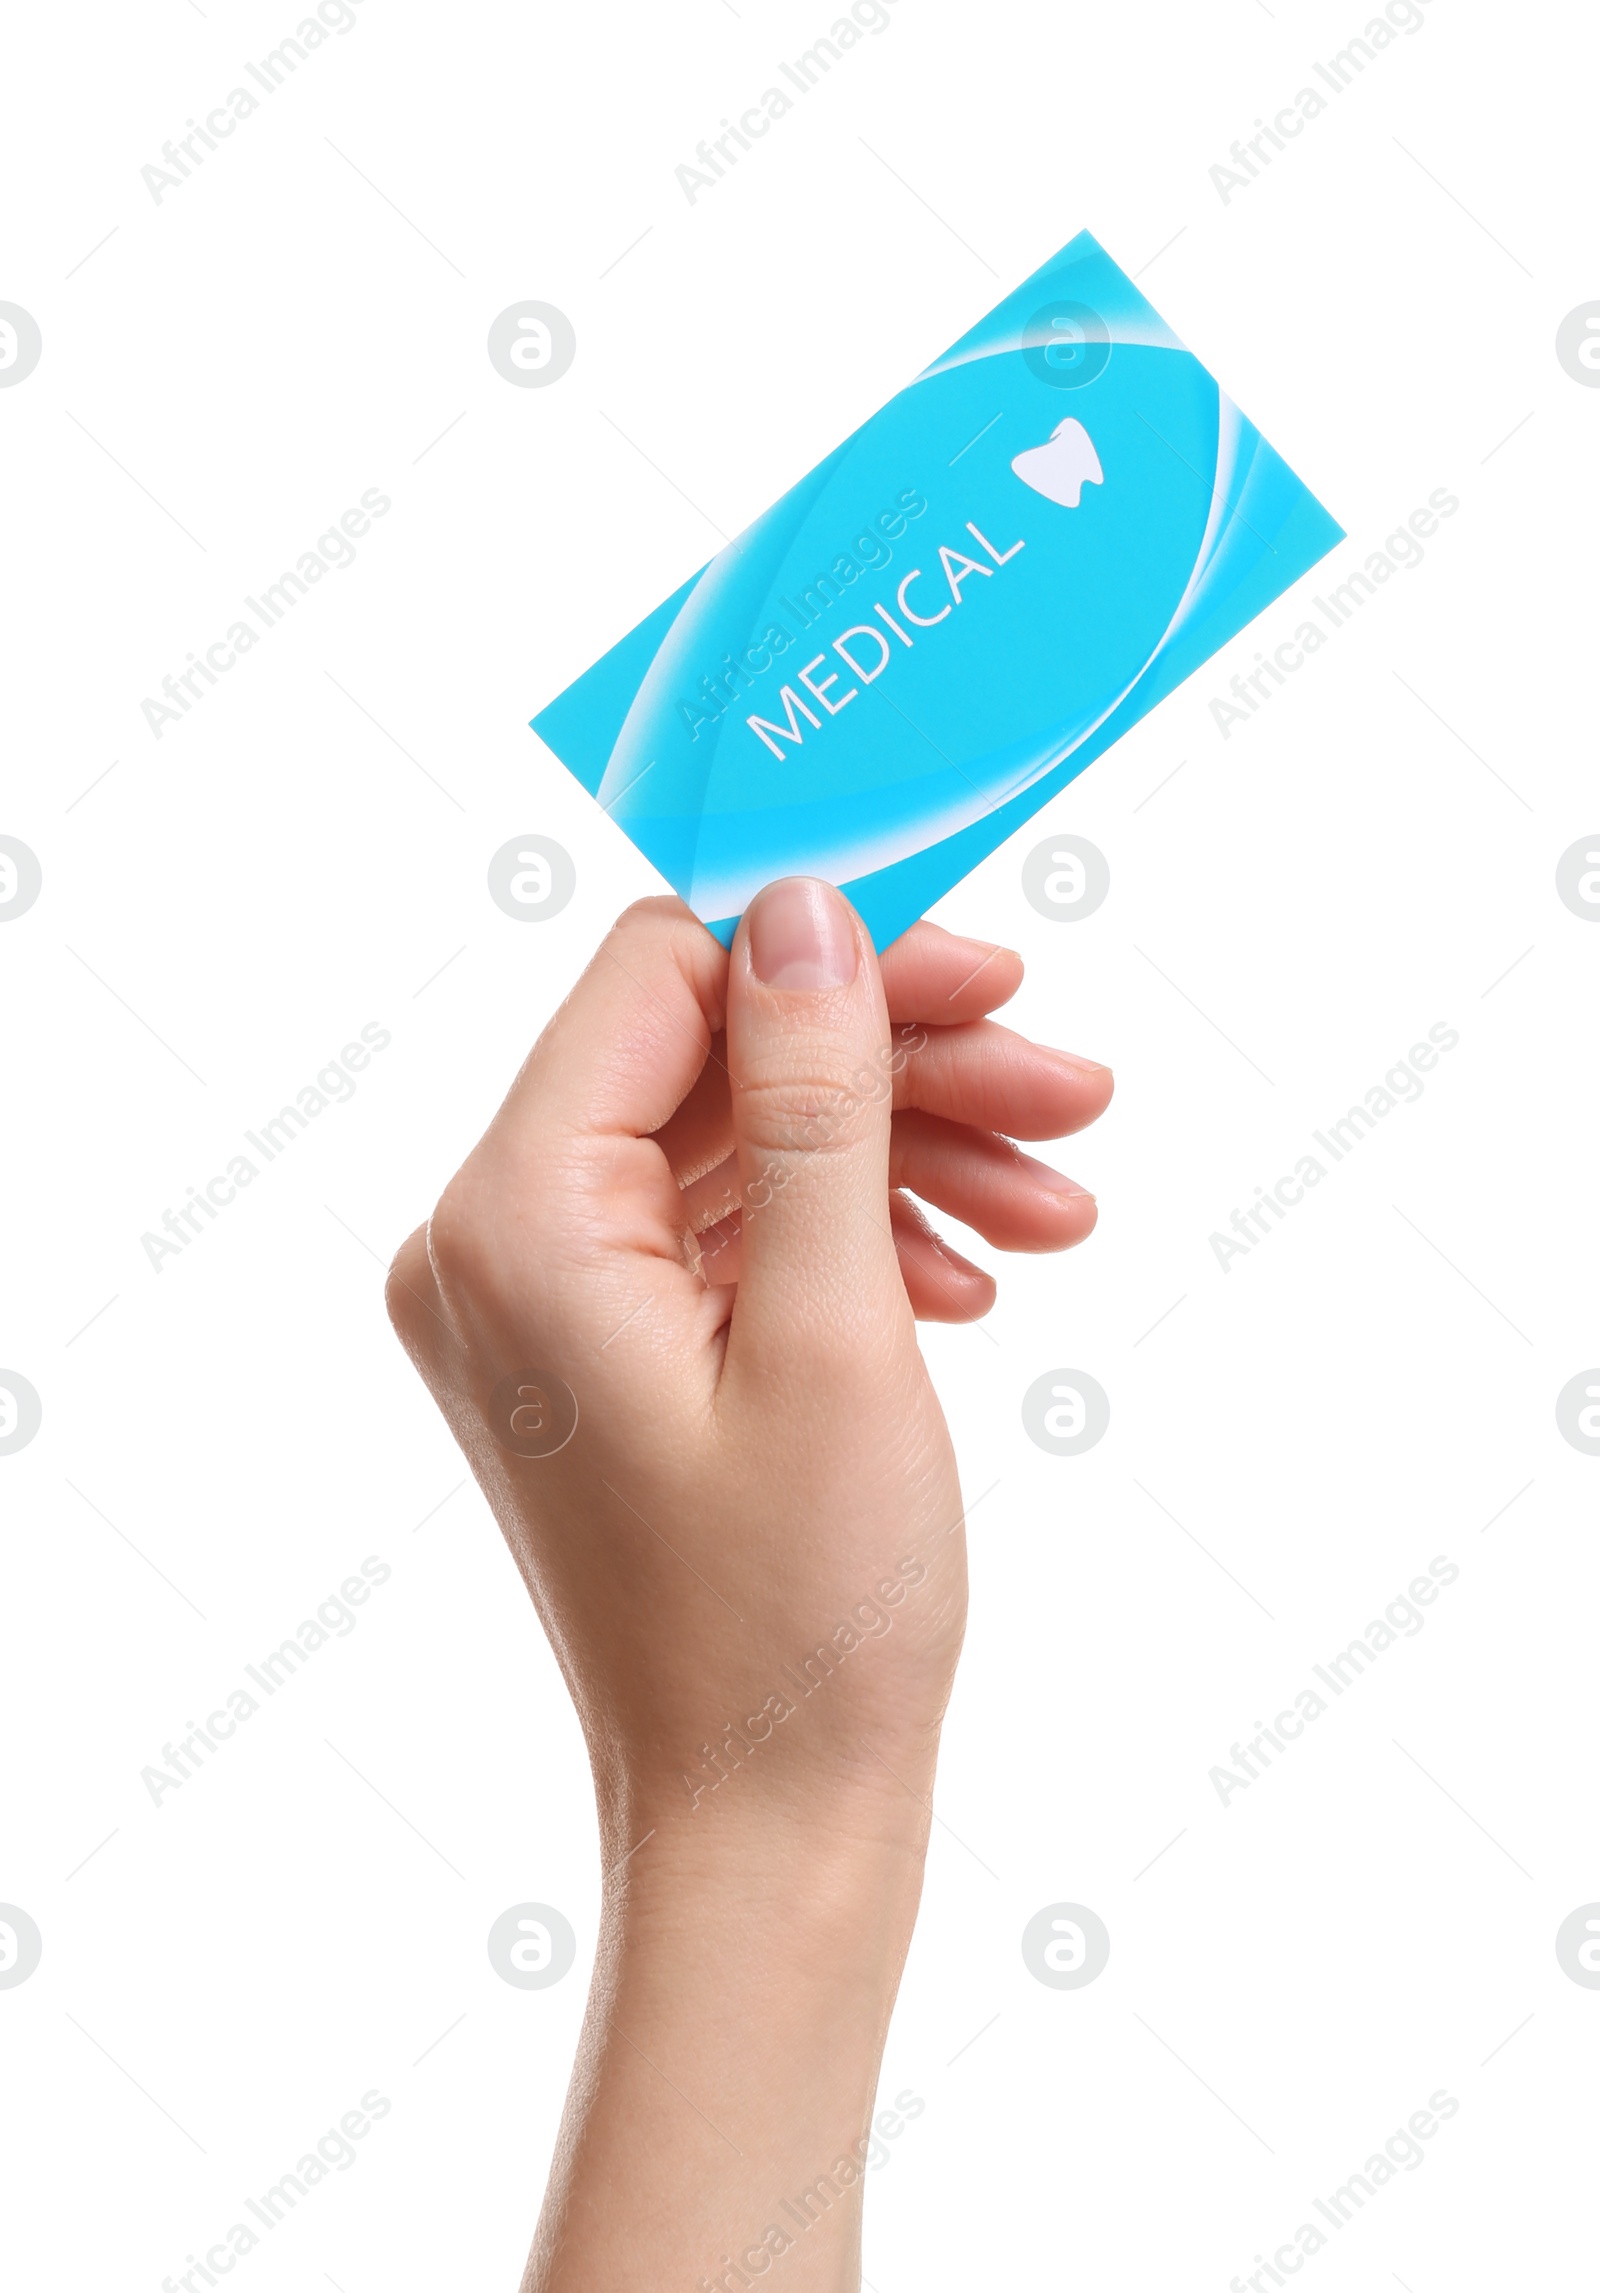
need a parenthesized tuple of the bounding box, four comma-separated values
(879, 920, 1024, 1023)
(482, 896, 729, 1169)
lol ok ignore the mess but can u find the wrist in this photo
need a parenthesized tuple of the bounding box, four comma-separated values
(599, 1763, 937, 1977)
(525, 1797, 929, 2288)
(605, 1799, 930, 1984)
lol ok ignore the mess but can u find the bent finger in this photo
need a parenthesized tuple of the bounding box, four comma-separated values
(652, 925, 1031, 1185)
(482, 897, 729, 1173)
(889, 1192, 996, 1322)
(889, 1110, 1099, 1251)
(893, 1018, 1113, 1141)
(881, 922, 1024, 1024)
(647, 1033, 736, 1189)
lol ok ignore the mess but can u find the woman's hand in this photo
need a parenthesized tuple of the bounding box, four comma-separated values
(385, 879, 1111, 2290)
(658, 891, 1110, 1319)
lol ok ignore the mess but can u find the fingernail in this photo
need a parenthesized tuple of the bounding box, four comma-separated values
(748, 878, 858, 990)
(1050, 1051, 1110, 1080)
(1016, 1152, 1093, 1199)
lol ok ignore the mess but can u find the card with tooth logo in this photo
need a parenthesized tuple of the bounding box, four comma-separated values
(531, 228, 1343, 949)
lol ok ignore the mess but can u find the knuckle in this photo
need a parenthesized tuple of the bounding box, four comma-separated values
(735, 1060, 889, 1158)
(425, 1171, 496, 1297)
(384, 1224, 440, 1358)
(610, 891, 692, 936)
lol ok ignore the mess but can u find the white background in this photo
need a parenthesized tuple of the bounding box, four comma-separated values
(2, 0, 1596, 2285)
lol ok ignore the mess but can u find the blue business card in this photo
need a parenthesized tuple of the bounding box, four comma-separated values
(531, 229, 1343, 949)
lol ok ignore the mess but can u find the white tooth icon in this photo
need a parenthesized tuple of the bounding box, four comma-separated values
(1011, 417, 1104, 509)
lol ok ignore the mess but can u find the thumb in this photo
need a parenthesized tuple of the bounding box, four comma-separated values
(722, 876, 907, 1365)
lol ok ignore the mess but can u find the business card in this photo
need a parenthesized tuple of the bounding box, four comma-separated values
(531, 228, 1343, 949)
